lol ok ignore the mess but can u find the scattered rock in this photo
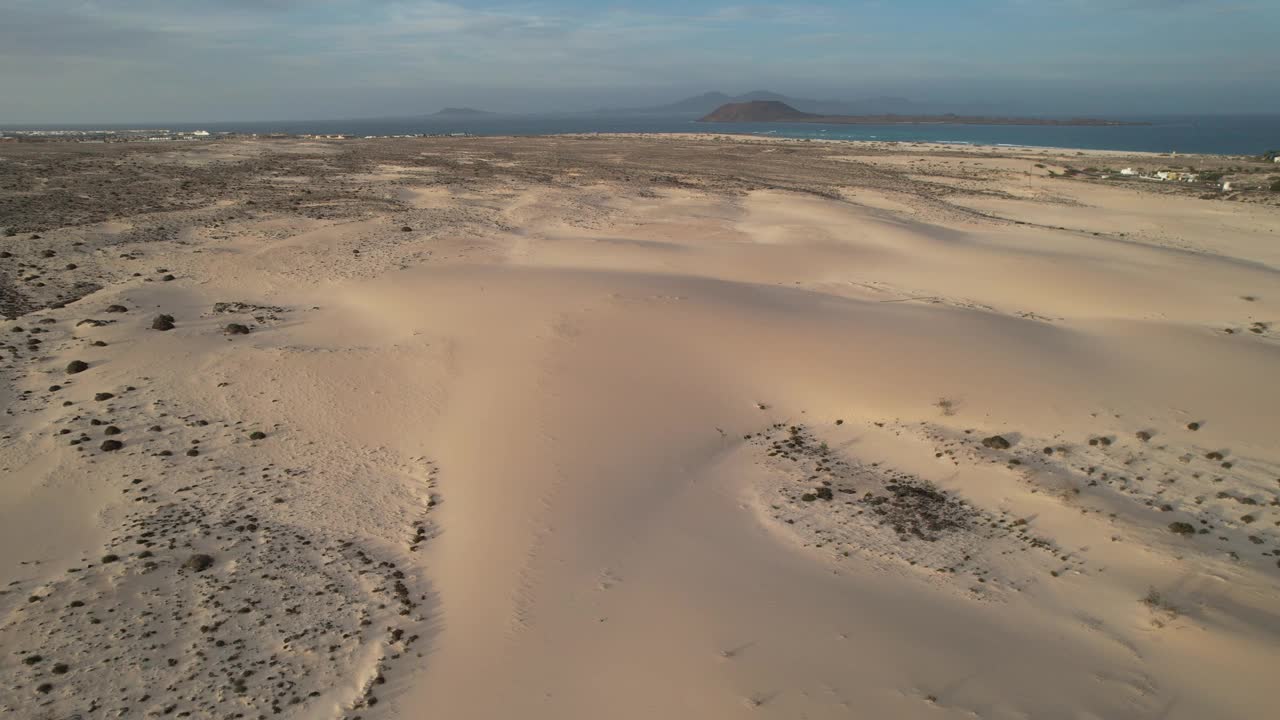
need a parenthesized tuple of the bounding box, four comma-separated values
(151, 314, 175, 331)
(224, 323, 251, 335)
(1168, 521, 1196, 536)
(249, 431, 267, 440)
(94, 392, 114, 402)
(105, 304, 128, 313)
(66, 360, 89, 374)
(100, 439, 124, 452)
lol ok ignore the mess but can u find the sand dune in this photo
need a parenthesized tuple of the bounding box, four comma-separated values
(2, 135, 1278, 719)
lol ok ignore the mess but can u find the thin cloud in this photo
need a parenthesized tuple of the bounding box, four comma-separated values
(0, 0, 1275, 122)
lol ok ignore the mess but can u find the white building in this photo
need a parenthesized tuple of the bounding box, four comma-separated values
(1153, 170, 1199, 182)
(1120, 167, 1138, 176)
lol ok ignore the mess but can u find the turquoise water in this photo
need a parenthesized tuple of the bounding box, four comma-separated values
(6, 114, 1278, 155)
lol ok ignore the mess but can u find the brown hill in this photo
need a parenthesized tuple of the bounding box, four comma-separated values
(699, 101, 815, 122)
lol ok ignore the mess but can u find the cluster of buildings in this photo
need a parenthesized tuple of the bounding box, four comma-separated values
(1118, 167, 1202, 183)
(1, 128, 478, 144)
(0, 129, 217, 143)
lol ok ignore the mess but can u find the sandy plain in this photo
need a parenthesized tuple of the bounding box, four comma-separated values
(1, 134, 1278, 719)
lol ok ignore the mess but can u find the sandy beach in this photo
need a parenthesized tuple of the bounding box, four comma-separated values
(2, 134, 1278, 719)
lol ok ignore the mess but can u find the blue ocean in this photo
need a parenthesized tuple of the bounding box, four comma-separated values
(7, 114, 1278, 156)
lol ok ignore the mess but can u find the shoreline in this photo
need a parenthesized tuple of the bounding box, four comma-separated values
(0, 131, 1251, 159)
(554, 131, 1194, 158)
(4, 118, 1275, 158)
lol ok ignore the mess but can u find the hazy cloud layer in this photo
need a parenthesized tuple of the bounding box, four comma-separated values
(1, 0, 1276, 122)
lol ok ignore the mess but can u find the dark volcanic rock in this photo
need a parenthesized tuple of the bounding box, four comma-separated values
(981, 435, 1012, 450)
(100, 439, 124, 452)
(66, 360, 89, 374)
(224, 323, 250, 335)
(151, 314, 175, 331)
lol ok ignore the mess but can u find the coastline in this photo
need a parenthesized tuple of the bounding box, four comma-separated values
(559, 131, 1192, 158)
(4, 112, 1277, 156)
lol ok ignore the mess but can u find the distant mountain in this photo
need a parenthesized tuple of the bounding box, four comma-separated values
(698, 101, 1149, 127)
(598, 91, 924, 116)
(699, 101, 813, 123)
(430, 107, 496, 117)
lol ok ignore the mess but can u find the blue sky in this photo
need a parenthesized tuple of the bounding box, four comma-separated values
(1, 0, 1277, 122)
